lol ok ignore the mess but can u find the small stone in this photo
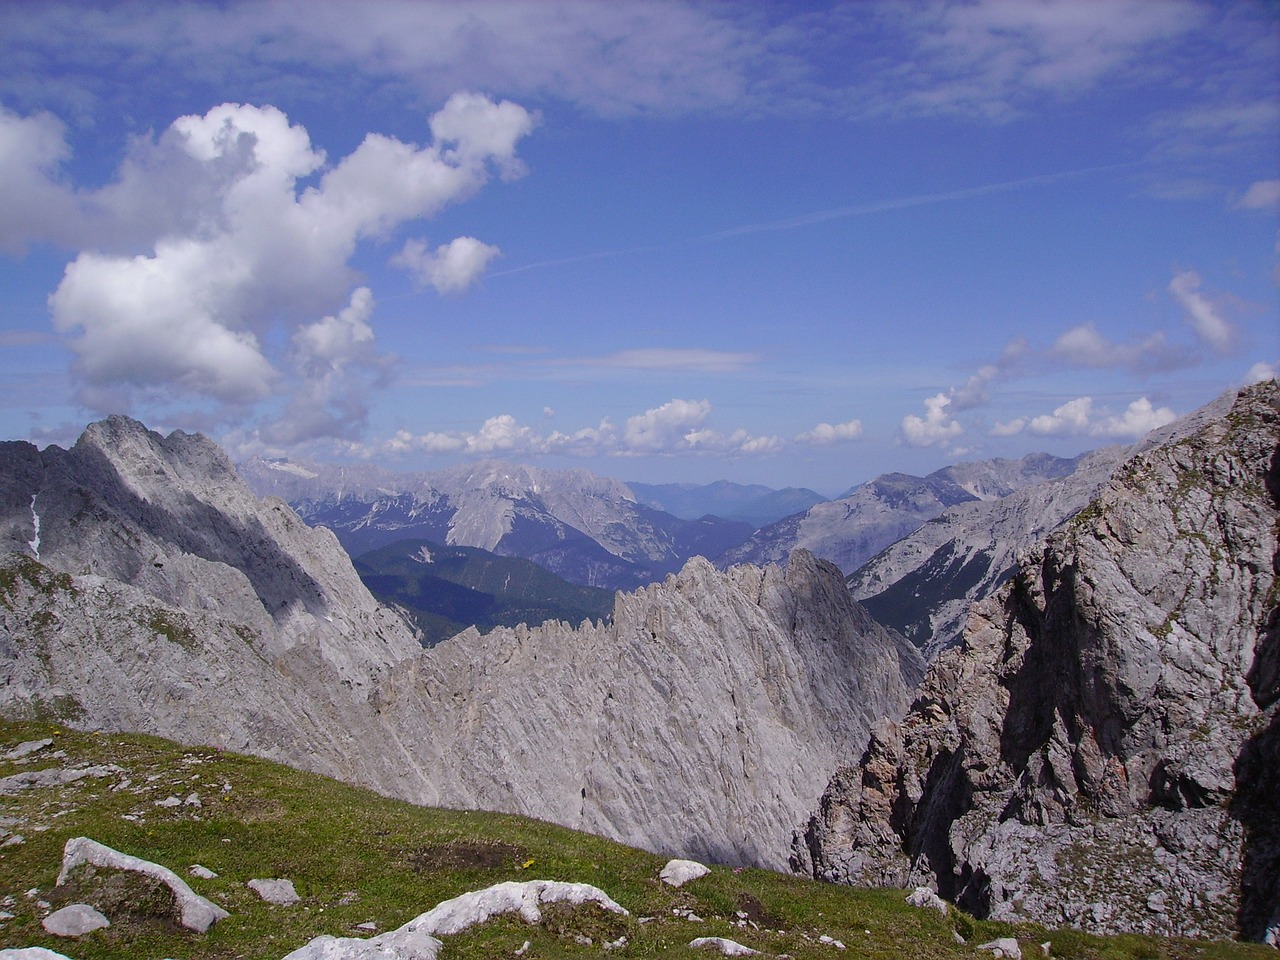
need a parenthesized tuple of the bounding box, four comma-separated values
(183, 793, 202, 807)
(660, 858, 711, 888)
(905, 886, 949, 915)
(977, 938, 1022, 959)
(43, 903, 111, 937)
(354, 921, 377, 932)
(1145, 891, 1166, 914)
(189, 864, 217, 879)
(154, 796, 182, 808)
(248, 878, 300, 905)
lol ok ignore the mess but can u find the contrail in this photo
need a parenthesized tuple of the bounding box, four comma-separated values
(488, 161, 1143, 276)
(692, 162, 1144, 241)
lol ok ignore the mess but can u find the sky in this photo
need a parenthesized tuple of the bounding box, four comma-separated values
(0, 0, 1276, 495)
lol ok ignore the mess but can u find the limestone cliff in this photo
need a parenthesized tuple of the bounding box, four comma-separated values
(794, 381, 1280, 943)
(384, 550, 922, 870)
(0, 417, 922, 871)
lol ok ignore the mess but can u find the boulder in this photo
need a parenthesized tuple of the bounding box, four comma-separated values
(41, 904, 109, 937)
(56, 837, 228, 933)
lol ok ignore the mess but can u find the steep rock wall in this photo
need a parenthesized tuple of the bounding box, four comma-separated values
(795, 381, 1280, 943)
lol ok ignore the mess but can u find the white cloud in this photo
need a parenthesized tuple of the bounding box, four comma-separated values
(1051, 321, 1191, 373)
(1236, 179, 1280, 210)
(0, 107, 79, 250)
(597, 349, 760, 373)
(880, 0, 1206, 119)
(1168, 269, 1237, 353)
(1093, 397, 1176, 438)
(1028, 396, 1094, 436)
(37, 94, 535, 421)
(900, 392, 964, 447)
(796, 419, 863, 445)
(995, 395, 1175, 440)
(379, 399, 782, 460)
(1244, 361, 1277, 385)
(623, 399, 712, 452)
(394, 236, 502, 293)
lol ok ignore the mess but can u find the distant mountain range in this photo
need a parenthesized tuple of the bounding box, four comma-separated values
(720, 452, 1082, 576)
(239, 458, 754, 592)
(626, 480, 826, 527)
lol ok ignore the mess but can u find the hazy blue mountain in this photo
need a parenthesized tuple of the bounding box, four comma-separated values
(627, 480, 826, 527)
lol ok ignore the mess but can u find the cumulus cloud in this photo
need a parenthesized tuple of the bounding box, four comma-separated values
(622, 399, 712, 452)
(1028, 396, 1094, 436)
(394, 236, 502, 293)
(36, 93, 535, 421)
(900, 392, 964, 447)
(995, 395, 1175, 440)
(1168, 269, 1237, 353)
(796, 419, 863, 445)
(1093, 397, 1177, 438)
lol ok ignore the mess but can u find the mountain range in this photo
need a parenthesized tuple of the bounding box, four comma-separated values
(239, 457, 754, 592)
(0, 380, 1275, 947)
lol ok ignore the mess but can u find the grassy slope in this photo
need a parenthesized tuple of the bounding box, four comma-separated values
(0, 720, 1264, 960)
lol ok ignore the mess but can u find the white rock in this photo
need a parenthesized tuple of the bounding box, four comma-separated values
(660, 859, 711, 888)
(2, 739, 53, 761)
(690, 937, 759, 956)
(282, 880, 627, 960)
(0, 950, 80, 959)
(977, 938, 1022, 959)
(154, 797, 182, 808)
(248, 878, 300, 905)
(42, 904, 110, 937)
(905, 886, 949, 915)
(189, 864, 217, 879)
(818, 933, 847, 948)
(57, 837, 228, 933)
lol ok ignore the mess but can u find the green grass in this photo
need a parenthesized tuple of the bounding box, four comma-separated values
(0, 720, 1266, 959)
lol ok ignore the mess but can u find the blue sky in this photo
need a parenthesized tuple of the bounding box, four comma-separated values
(0, 1, 1276, 494)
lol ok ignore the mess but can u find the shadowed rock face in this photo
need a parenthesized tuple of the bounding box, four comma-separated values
(794, 381, 1280, 943)
(0, 416, 922, 871)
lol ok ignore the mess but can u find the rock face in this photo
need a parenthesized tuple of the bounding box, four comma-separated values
(0, 417, 922, 871)
(0, 416, 430, 800)
(849, 447, 1126, 657)
(383, 549, 923, 869)
(721, 454, 1081, 577)
(239, 457, 753, 591)
(794, 381, 1280, 942)
(849, 390, 1243, 659)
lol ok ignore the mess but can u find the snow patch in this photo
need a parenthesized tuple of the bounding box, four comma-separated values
(27, 496, 40, 558)
(267, 461, 319, 479)
(414, 546, 434, 564)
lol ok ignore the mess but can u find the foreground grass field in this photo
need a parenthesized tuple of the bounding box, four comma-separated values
(0, 720, 1266, 960)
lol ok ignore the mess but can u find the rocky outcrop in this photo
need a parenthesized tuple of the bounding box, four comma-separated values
(1, 417, 922, 871)
(849, 390, 1244, 659)
(0, 416, 430, 799)
(794, 381, 1280, 942)
(383, 549, 923, 869)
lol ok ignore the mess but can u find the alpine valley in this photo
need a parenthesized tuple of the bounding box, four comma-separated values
(0, 380, 1275, 950)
